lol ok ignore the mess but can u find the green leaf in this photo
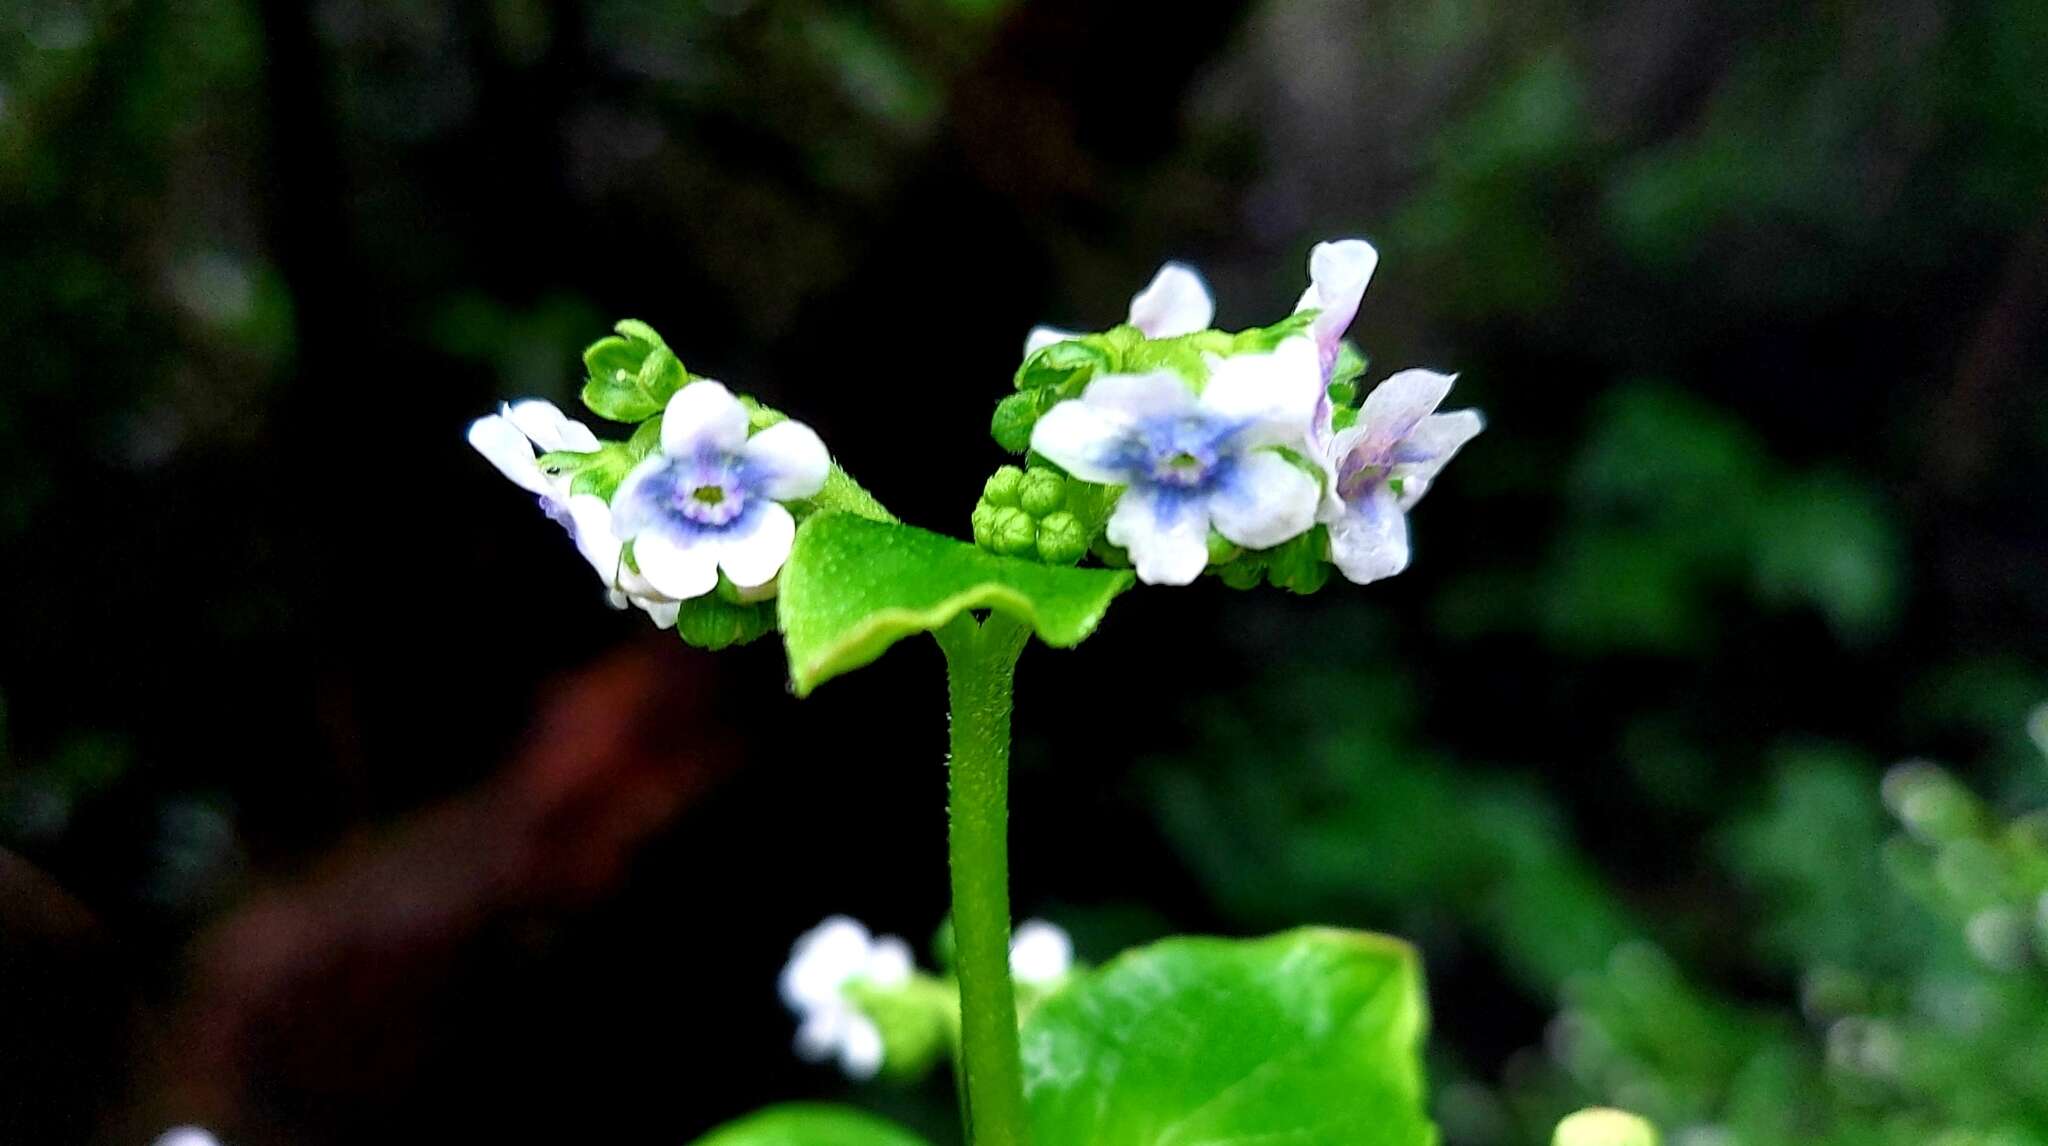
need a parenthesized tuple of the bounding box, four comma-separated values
(1228, 310, 1317, 355)
(686, 1104, 932, 1146)
(1014, 337, 1113, 392)
(778, 512, 1133, 696)
(1021, 928, 1436, 1146)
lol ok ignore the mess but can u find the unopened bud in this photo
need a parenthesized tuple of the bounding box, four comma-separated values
(991, 506, 1037, 557)
(984, 465, 1026, 507)
(1018, 468, 1067, 516)
(1035, 512, 1087, 564)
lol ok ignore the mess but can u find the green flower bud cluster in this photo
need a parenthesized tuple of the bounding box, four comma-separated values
(971, 465, 1088, 564)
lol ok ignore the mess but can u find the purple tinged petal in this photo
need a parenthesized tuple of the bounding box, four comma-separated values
(1127, 262, 1214, 338)
(1208, 451, 1319, 550)
(1293, 239, 1379, 375)
(658, 380, 750, 458)
(1106, 486, 1213, 586)
(1358, 369, 1456, 459)
(1328, 483, 1410, 585)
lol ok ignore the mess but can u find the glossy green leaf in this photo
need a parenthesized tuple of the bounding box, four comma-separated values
(778, 512, 1133, 696)
(687, 1104, 932, 1146)
(1021, 928, 1436, 1146)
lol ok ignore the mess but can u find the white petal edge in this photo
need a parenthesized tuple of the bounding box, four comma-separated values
(637, 597, 681, 628)
(1106, 488, 1213, 586)
(1199, 338, 1324, 447)
(781, 916, 873, 1010)
(1391, 408, 1485, 509)
(659, 380, 750, 457)
(467, 415, 553, 495)
(715, 501, 796, 589)
(1328, 483, 1411, 585)
(865, 936, 914, 987)
(1359, 369, 1455, 456)
(1026, 325, 1081, 356)
(1127, 261, 1214, 339)
(630, 528, 720, 600)
(742, 419, 831, 500)
(562, 493, 623, 582)
(1030, 399, 1140, 486)
(1208, 451, 1319, 550)
(504, 399, 600, 454)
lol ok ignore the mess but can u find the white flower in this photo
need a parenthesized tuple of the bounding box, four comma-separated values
(466, 400, 680, 626)
(609, 382, 830, 601)
(1029, 338, 1324, 585)
(1319, 369, 1483, 585)
(152, 1130, 222, 1146)
(1292, 238, 1380, 380)
(1008, 919, 1074, 985)
(1025, 261, 1215, 355)
(779, 916, 914, 1080)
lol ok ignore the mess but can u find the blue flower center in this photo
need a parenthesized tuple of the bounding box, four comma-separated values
(671, 477, 745, 526)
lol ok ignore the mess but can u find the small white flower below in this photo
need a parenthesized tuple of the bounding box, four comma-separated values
(1008, 919, 1074, 985)
(1026, 261, 1215, 355)
(780, 915, 914, 1080)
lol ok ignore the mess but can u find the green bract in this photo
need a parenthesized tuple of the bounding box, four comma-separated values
(777, 512, 1133, 696)
(1022, 929, 1435, 1146)
(581, 318, 690, 422)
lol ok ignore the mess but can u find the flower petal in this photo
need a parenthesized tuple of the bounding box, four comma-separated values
(467, 414, 553, 495)
(794, 1004, 849, 1061)
(1293, 239, 1379, 373)
(866, 936, 914, 987)
(1025, 325, 1081, 356)
(1357, 368, 1454, 462)
(1009, 920, 1074, 985)
(1199, 337, 1323, 448)
(838, 1014, 885, 1080)
(781, 916, 874, 1010)
(1032, 375, 1193, 485)
(659, 380, 750, 458)
(503, 399, 600, 454)
(1390, 408, 1484, 508)
(715, 501, 796, 590)
(1328, 483, 1411, 585)
(637, 597, 681, 628)
(742, 419, 831, 500)
(1208, 451, 1319, 550)
(1106, 487, 1213, 586)
(630, 526, 720, 600)
(607, 454, 672, 539)
(562, 493, 623, 581)
(1127, 261, 1214, 338)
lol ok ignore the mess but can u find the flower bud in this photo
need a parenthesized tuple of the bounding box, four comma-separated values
(991, 506, 1037, 557)
(984, 465, 1026, 508)
(970, 501, 1001, 549)
(1035, 512, 1087, 564)
(1552, 1109, 1657, 1146)
(1018, 468, 1067, 516)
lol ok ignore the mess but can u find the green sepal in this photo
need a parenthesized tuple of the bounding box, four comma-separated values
(536, 442, 638, 500)
(1021, 929, 1435, 1146)
(1014, 337, 1114, 392)
(844, 976, 959, 1081)
(686, 1104, 933, 1146)
(778, 512, 1133, 696)
(675, 590, 778, 651)
(581, 320, 689, 422)
(1229, 310, 1317, 355)
(1217, 526, 1333, 595)
(627, 415, 665, 460)
(1328, 339, 1369, 392)
(992, 390, 1051, 454)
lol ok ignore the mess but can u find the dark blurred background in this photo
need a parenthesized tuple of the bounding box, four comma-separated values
(3, 1, 2047, 1143)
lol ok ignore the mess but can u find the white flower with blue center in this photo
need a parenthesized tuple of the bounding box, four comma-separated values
(610, 381, 830, 600)
(467, 400, 682, 626)
(779, 915, 915, 1080)
(1008, 919, 1074, 986)
(1025, 261, 1215, 355)
(1319, 369, 1483, 585)
(1030, 337, 1324, 585)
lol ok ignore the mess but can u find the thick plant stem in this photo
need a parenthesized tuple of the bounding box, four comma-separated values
(939, 612, 1033, 1146)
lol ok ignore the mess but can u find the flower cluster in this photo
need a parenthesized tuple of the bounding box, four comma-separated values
(1009, 239, 1483, 588)
(468, 330, 832, 638)
(778, 915, 1075, 1080)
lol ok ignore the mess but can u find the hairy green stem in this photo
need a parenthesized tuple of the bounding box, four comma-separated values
(938, 612, 1033, 1146)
